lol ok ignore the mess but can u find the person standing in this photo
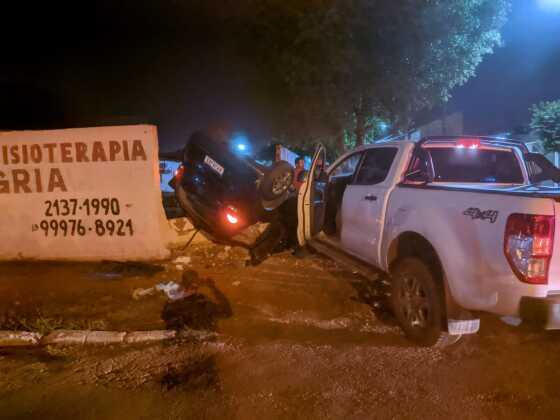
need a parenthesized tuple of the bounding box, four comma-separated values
(248, 156, 308, 265)
(293, 157, 306, 190)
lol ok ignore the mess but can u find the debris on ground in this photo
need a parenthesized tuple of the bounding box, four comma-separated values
(231, 223, 269, 246)
(173, 256, 192, 266)
(132, 287, 157, 300)
(216, 247, 230, 260)
(166, 255, 193, 271)
(189, 244, 250, 268)
(162, 272, 232, 331)
(156, 282, 188, 301)
(132, 270, 202, 301)
(501, 316, 522, 327)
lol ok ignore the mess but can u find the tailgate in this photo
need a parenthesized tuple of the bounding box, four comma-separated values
(548, 202, 560, 291)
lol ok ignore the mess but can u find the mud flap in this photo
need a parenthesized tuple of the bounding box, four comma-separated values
(444, 281, 480, 335)
(447, 318, 480, 335)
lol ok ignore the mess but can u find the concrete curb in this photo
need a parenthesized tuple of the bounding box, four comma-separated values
(42, 330, 88, 345)
(86, 331, 128, 344)
(124, 330, 176, 343)
(0, 331, 42, 347)
(0, 330, 177, 347)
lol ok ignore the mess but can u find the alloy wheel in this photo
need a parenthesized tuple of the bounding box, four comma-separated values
(398, 275, 430, 329)
(271, 172, 292, 195)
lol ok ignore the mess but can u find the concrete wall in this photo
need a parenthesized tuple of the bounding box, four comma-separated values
(0, 125, 172, 261)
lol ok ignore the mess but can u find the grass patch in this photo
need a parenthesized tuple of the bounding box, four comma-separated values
(0, 311, 108, 335)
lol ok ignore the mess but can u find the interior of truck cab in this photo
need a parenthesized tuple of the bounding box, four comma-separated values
(323, 152, 362, 235)
(301, 145, 399, 265)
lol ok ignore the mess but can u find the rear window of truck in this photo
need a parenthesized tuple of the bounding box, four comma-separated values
(428, 148, 524, 183)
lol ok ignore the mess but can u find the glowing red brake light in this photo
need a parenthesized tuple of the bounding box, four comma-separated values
(226, 213, 239, 224)
(504, 214, 555, 284)
(224, 206, 240, 225)
(456, 139, 481, 149)
(174, 165, 185, 180)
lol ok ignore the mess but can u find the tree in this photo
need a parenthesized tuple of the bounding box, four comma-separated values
(240, 0, 510, 152)
(530, 100, 560, 153)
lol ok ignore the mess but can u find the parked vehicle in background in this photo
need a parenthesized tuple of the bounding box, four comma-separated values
(298, 136, 560, 346)
(159, 159, 184, 219)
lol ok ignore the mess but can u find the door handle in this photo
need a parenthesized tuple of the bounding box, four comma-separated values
(364, 194, 377, 201)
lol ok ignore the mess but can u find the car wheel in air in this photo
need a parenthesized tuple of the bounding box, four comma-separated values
(391, 257, 449, 347)
(260, 161, 294, 201)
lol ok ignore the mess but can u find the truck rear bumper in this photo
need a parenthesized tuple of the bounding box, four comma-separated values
(520, 295, 560, 329)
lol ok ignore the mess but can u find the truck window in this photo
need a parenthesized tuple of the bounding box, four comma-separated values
(525, 153, 560, 183)
(330, 153, 362, 178)
(428, 148, 524, 183)
(354, 148, 398, 185)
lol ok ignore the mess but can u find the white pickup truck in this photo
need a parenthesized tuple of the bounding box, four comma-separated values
(297, 136, 560, 346)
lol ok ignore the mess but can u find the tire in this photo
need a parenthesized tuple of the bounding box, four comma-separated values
(260, 161, 294, 201)
(391, 257, 448, 347)
(260, 194, 290, 212)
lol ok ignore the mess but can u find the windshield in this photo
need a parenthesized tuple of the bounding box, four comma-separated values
(427, 148, 524, 184)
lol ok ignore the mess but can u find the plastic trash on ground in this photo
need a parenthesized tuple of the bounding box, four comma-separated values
(173, 256, 192, 266)
(132, 287, 156, 300)
(500, 316, 522, 327)
(156, 281, 187, 301)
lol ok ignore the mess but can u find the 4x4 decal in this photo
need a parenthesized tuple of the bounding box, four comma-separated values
(463, 207, 499, 224)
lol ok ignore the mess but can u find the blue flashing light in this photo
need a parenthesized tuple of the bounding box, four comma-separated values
(231, 133, 251, 155)
(379, 122, 389, 131)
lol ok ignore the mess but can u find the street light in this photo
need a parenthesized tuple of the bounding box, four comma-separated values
(537, 0, 560, 12)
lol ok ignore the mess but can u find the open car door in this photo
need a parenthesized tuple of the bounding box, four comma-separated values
(297, 144, 327, 246)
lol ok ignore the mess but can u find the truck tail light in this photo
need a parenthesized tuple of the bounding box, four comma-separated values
(504, 214, 555, 284)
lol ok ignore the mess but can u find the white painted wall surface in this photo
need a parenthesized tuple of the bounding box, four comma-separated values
(0, 125, 171, 261)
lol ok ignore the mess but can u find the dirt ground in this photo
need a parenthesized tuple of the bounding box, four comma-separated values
(1, 243, 560, 419)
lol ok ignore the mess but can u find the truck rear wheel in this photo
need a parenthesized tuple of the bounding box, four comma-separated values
(391, 257, 448, 346)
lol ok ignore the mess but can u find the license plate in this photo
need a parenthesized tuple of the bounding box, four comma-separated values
(204, 155, 224, 176)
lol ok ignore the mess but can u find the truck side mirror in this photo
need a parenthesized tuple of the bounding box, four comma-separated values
(404, 169, 430, 184)
(526, 153, 560, 183)
(404, 147, 432, 185)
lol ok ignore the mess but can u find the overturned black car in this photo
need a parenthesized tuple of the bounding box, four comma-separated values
(171, 131, 295, 242)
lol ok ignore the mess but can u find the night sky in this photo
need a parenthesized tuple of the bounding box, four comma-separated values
(449, 0, 560, 135)
(1, 1, 559, 149)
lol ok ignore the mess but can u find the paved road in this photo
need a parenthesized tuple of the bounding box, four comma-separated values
(1, 244, 560, 419)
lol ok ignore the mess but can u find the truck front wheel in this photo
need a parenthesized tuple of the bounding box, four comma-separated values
(391, 257, 447, 346)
